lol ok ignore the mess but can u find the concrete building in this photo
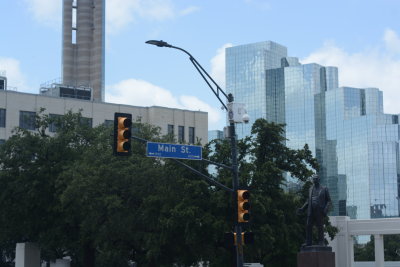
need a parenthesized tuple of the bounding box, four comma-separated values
(0, 71, 6, 90)
(0, 0, 209, 146)
(60, 0, 105, 102)
(0, 89, 208, 145)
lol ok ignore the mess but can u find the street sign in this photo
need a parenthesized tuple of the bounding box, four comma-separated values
(146, 142, 202, 160)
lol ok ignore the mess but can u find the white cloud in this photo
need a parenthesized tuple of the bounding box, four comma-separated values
(106, 0, 175, 34)
(106, 0, 140, 34)
(105, 79, 222, 128)
(384, 29, 400, 54)
(302, 29, 400, 115)
(0, 57, 29, 91)
(137, 0, 174, 21)
(179, 95, 222, 127)
(106, 0, 199, 34)
(24, 0, 199, 34)
(24, 0, 61, 27)
(210, 43, 233, 89)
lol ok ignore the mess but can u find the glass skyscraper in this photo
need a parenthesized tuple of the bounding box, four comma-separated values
(226, 41, 400, 219)
(226, 41, 287, 138)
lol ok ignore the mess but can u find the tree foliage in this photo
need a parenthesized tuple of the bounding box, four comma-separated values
(354, 235, 400, 262)
(0, 113, 333, 267)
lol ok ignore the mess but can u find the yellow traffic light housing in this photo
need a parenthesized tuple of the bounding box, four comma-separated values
(114, 113, 132, 156)
(237, 189, 250, 223)
(224, 231, 254, 247)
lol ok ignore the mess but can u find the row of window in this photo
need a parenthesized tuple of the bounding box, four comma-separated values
(0, 110, 93, 132)
(0, 109, 197, 144)
(168, 124, 196, 144)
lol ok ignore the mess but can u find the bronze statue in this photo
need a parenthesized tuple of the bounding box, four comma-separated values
(298, 174, 331, 246)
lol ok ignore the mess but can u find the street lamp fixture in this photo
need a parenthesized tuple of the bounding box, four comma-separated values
(145, 40, 172, 48)
(146, 40, 232, 111)
(146, 40, 247, 267)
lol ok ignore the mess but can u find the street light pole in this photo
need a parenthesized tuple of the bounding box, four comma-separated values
(146, 40, 245, 267)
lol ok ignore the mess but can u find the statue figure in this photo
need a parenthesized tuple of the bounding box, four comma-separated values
(298, 174, 331, 246)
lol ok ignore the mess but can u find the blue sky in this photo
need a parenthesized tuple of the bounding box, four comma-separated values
(1, 0, 400, 130)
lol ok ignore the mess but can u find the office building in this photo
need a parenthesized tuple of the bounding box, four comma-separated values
(226, 41, 400, 219)
(0, 89, 208, 145)
(226, 41, 288, 138)
(322, 87, 400, 219)
(208, 130, 224, 142)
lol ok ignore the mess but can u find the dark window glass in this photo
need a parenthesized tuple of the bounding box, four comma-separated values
(19, 111, 36, 130)
(0, 139, 5, 145)
(189, 127, 195, 144)
(168, 124, 174, 135)
(104, 120, 114, 127)
(392, 115, 398, 124)
(59, 87, 91, 100)
(178, 126, 184, 143)
(0, 80, 4, 90)
(0, 109, 5, 127)
(79, 117, 92, 128)
(338, 200, 347, 216)
(49, 114, 63, 133)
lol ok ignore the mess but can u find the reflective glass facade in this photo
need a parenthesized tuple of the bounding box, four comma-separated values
(226, 41, 400, 219)
(323, 87, 400, 219)
(208, 130, 224, 142)
(226, 41, 287, 138)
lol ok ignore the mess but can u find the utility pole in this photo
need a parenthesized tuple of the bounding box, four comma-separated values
(146, 40, 250, 267)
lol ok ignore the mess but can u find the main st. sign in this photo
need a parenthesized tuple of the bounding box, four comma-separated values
(146, 142, 202, 160)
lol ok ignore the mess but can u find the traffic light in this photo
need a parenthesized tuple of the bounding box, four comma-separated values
(237, 189, 250, 223)
(224, 232, 254, 247)
(114, 112, 132, 156)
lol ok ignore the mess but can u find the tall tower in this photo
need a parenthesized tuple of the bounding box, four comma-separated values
(62, 0, 105, 101)
(226, 41, 288, 138)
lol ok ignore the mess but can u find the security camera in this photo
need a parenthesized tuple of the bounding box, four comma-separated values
(242, 113, 250, 124)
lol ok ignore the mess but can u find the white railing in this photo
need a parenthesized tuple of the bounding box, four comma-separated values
(329, 216, 400, 267)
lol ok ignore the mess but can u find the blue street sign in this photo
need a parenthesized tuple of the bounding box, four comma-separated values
(146, 142, 202, 160)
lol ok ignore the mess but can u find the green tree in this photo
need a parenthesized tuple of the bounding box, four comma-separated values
(0, 113, 333, 267)
(0, 111, 222, 266)
(354, 234, 400, 262)
(205, 118, 326, 266)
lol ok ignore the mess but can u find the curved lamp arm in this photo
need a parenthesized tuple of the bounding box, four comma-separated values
(146, 40, 232, 111)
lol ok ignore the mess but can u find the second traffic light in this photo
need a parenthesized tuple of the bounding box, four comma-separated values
(237, 189, 250, 223)
(224, 232, 254, 247)
(114, 112, 132, 156)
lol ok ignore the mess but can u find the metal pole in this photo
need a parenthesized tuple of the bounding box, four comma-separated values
(145, 40, 245, 266)
(230, 120, 243, 267)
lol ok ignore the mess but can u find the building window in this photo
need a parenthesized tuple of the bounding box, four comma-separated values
(79, 117, 92, 128)
(0, 139, 5, 145)
(168, 124, 174, 135)
(392, 115, 398, 125)
(178, 126, 184, 143)
(0, 109, 5, 127)
(49, 114, 63, 133)
(104, 120, 114, 128)
(189, 127, 195, 144)
(19, 111, 36, 130)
